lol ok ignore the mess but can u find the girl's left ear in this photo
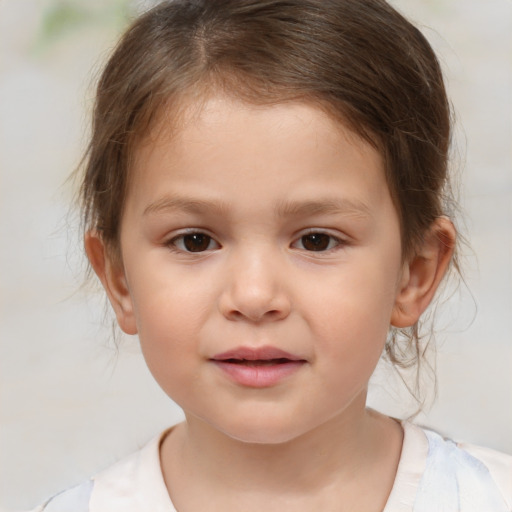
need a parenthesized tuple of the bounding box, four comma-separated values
(391, 217, 456, 328)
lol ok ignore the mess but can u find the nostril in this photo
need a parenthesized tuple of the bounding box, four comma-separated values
(229, 310, 244, 320)
(218, 283, 291, 322)
(225, 308, 286, 323)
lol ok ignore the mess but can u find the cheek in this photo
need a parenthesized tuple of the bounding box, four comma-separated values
(308, 278, 394, 399)
(305, 255, 400, 362)
(127, 269, 213, 378)
(314, 259, 399, 322)
(129, 253, 214, 331)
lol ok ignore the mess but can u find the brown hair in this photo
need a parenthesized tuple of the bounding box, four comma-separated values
(82, 0, 456, 375)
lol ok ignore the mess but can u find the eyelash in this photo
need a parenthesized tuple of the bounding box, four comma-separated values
(166, 230, 346, 254)
(167, 231, 220, 253)
(291, 231, 345, 253)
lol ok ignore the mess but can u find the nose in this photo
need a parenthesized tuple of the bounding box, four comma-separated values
(219, 247, 291, 323)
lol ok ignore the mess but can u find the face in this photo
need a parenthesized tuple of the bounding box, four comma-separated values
(109, 97, 407, 444)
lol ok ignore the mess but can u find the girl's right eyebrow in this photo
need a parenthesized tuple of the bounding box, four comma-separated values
(143, 195, 230, 216)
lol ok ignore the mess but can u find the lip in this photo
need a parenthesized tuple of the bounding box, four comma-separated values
(210, 346, 306, 388)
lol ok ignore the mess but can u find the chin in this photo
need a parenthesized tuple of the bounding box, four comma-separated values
(224, 428, 299, 445)
(214, 415, 311, 446)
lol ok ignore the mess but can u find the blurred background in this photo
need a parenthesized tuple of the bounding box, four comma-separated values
(0, 0, 510, 510)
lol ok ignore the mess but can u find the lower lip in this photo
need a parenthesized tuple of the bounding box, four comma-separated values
(212, 360, 305, 388)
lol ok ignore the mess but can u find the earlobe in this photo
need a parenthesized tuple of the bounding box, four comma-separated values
(84, 232, 138, 335)
(391, 217, 456, 328)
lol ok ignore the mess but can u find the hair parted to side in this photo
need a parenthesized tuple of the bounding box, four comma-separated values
(81, 0, 457, 379)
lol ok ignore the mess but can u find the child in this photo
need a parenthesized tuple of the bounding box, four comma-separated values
(33, 0, 511, 510)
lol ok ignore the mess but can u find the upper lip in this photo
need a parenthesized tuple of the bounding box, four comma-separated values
(211, 346, 305, 361)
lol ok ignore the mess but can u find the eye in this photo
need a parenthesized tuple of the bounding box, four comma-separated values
(293, 232, 341, 252)
(170, 232, 219, 253)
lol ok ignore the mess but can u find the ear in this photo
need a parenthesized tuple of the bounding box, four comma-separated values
(84, 231, 138, 335)
(391, 217, 456, 328)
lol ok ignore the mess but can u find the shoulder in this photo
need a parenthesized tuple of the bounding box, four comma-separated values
(32, 479, 93, 512)
(458, 437, 512, 502)
(89, 429, 174, 511)
(409, 422, 512, 511)
(31, 428, 176, 512)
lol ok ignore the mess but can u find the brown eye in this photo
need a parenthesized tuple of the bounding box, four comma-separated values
(300, 233, 333, 251)
(172, 233, 217, 253)
(183, 233, 212, 252)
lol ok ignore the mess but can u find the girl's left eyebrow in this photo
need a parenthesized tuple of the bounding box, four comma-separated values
(274, 198, 372, 219)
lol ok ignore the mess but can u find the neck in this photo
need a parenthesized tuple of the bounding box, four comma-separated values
(160, 398, 403, 510)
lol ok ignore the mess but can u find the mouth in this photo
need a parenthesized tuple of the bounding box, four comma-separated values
(210, 346, 306, 388)
(211, 346, 304, 362)
(220, 358, 297, 367)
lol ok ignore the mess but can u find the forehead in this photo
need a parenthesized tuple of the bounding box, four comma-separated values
(126, 95, 390, 217)
(135, 94, 380, 169)
(137, 87, 378, 154)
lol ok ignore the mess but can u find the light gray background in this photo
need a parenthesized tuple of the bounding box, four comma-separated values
(1, 0, 511, 510)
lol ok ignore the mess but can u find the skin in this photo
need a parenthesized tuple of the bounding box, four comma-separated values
(86, 96, 455, 511)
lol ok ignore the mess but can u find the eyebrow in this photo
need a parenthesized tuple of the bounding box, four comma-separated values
(143, 195, 230, 216)
(143, 195, 371, 219)
(274, 198, 372, 219)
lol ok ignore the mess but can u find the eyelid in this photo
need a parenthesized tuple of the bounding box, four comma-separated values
(166, 229, 221, 253)
(295, 227, 347, 240)
(291, 228, 348, 251)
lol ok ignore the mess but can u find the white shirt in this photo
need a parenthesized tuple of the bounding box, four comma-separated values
(33, 422, 512, 511)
